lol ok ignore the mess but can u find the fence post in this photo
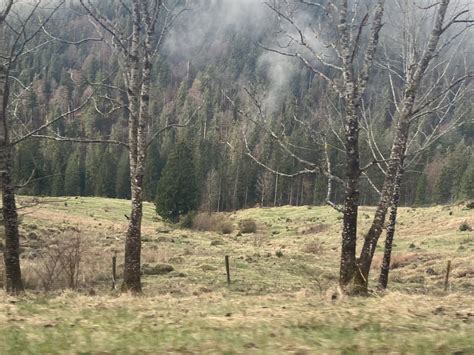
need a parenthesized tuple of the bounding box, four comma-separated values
(444, 260, 451, 292)
(225, 255, 231, 286)
(112, 254, 117, 290)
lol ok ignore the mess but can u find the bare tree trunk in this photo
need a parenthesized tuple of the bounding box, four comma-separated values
(1, 153, 24, 293)
(122, 177, 143, 292)
(121, 0, 155, 292)
(340, 110, 360, 288)
(353, 0, 450, 293)
(378, 164, 404, 290)
(1, 66, 24, 293)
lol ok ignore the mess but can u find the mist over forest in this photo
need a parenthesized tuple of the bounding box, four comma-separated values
(4, 0, 472, 211)
(1, 2, 474, 351)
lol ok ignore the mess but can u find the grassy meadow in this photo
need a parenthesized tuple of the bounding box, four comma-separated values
(0, 196, 473, 354)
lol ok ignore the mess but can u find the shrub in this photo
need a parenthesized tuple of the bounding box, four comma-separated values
(34, 233, 83, 290)
(179, 212, 197, 229)
(239, 219, 257, 234)
(218, 220, 234, 235)
(192, 213, 218, 231)
(191, 213, 233, 234)
(459, 222, 472, 232)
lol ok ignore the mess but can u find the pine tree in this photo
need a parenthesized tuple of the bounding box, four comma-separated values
(155, 142, 198, 222)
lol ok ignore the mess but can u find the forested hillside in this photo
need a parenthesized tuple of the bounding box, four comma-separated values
(11, 0, 473, 210)
(1, 3, 474, 351)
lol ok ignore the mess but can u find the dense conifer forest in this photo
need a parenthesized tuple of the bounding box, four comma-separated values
(10, 0, 472, 211)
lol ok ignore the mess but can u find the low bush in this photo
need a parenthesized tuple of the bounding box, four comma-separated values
(33, 233, 83, 290)
(191, 213, 234, 234)
(179, 212, 197, 229)
(239, 219, 257, 234)
(218, 220, 234, 234)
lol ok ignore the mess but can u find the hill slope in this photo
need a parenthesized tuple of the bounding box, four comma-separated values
(0, 197, 473, 353)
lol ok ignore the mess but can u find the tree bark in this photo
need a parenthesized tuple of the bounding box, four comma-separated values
(378, 164, 404, 290)
(1, 154, 24, 294)
(1, 63, 24, 293)
(121, 0, 154, 293)
(340, 109, 360, 288)
(353, 0, 450, 293)
(122, 178, 143, 292)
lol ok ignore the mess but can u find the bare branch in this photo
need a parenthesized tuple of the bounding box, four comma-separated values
(12, 96, 93, 146)
(31, 134, 129, 149)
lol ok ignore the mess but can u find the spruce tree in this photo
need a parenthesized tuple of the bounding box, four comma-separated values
(95, 149, 117, 198)
(460, 159, 474, 200)
(434, 165, 453, 204)
(155, 142, 198, 222)
(64, 149, 82, 196)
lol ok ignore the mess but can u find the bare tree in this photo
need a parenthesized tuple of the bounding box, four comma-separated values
(0, 0, 21, 294)
(1, 0, 66, 294)
(239, 0, 385, 292)
(353, 0, 473, 293)
(79, 0, 185, 292)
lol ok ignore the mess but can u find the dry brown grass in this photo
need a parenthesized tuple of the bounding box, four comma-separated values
(371, 252, 420, 271)
(192, 213, 234, 234)
(297, 223, 329, 235)
(302, 240, 324, 254)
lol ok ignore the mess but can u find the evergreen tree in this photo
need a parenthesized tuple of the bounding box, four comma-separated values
(95, 149, 117, 198)
(64, 149, 82, 196)
(460, 159, 474, 200)
(434, 165, 453, 204)
(116, 150, 131, 199)
(143, 140, 164, 201)
(155, 142, 198, 222)
(414, 174, 428, 206)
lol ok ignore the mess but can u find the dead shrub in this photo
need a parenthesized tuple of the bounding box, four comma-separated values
(34, 233, 83, 290)
(192, 213, 234, 234)
(239, 219, 257, 234)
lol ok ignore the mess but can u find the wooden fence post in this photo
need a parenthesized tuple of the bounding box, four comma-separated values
(444, 260, 451, 292)
(112, 254, 117, 290)
(225, 255, 231, 286)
